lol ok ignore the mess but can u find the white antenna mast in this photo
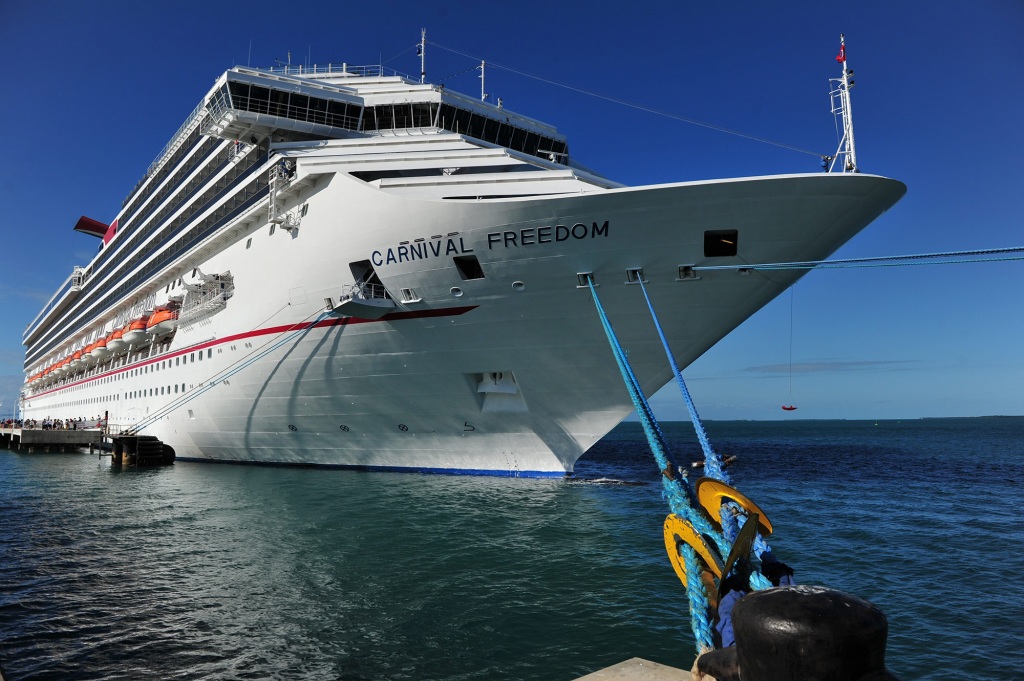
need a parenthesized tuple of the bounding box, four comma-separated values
(479, 60, 487, 101)
(829, 34, 858, 173)
(419, 28, 426, 84)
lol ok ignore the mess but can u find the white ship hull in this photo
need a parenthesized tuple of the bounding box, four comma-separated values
(22, 172, 903, 474)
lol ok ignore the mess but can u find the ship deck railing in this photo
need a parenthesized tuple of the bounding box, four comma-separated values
(340, 282, 391, 302)
(263, 63, 409, 79)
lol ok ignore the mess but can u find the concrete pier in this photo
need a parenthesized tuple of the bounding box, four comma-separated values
(0, 427, 103, 452)
(574, 658, 691, 680)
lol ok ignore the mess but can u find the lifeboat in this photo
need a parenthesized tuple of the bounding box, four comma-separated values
(147, 306, 179, 337)
(107, 327, 127, 355)
(70, 350, 83, 369)
(52, 361, 65, 378)
(80, 343, 97, 366)
(91, 337, 111, 361)
(123, 316, 150, 345)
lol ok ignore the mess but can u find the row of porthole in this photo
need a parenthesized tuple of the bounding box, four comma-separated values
(44, 394, 120, 410)
(285, 423, 410, 432)
(125, 384, 188, 400)
(38, 347, 216, 400)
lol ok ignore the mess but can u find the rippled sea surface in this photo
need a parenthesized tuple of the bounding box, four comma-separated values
(2, 417, 1022, 680)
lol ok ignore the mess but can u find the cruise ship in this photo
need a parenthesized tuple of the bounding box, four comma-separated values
(20, 42, 905, 475)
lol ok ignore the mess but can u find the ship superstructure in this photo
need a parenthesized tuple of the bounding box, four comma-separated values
(20, 51, 904, 475)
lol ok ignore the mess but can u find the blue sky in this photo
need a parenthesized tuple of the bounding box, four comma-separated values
(1, 1, 1020, 421)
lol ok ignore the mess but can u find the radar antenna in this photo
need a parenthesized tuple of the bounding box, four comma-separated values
(829, 34, 858, 173)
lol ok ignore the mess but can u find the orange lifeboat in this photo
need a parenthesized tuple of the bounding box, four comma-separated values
(123, 316, 151, 346)
(147, 306, 179, 337)
(107, 327, 127, 355)
(82, 342, 98, 365)
(70, 350, 84, 369)
(91, 336, 111, 361)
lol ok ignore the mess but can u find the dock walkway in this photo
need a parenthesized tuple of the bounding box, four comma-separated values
(0, 427, 104, 452)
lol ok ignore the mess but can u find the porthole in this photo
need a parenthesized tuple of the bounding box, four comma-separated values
(451, 287, 464, 298)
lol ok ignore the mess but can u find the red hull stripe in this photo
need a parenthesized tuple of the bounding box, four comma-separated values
(26, 305, 477, 399)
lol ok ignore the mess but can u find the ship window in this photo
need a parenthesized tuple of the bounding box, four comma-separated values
(246, 238, 252, 249)
(704, 230, 738, 257)
(483, 117, 500, 142)
(454, 255, 485, 281)
(269, 89, 288, 117)
(496, 123, 513, 148)
(207, 349, 212, 359)
(289, 93, 309, 121)
(468, 114, 485, 140)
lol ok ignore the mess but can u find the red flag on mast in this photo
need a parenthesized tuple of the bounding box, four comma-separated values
(836, 43, 846, 63)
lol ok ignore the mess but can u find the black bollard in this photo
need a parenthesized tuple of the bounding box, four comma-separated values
(695, 585, 899, 681)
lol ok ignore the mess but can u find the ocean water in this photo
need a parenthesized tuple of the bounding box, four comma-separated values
(1, 417, 1021, 680)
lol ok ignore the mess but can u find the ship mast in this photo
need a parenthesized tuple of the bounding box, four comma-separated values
(419, 28, 426, 83)
(829, 34, 858, 173)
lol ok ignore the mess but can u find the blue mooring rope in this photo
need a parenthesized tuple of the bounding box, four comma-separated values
(587, 278, 780, 651)
(636, 279, 774, 568)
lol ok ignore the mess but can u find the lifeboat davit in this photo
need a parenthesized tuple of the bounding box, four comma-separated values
(91, 337, 111, 361)
(107, 327, 127, 355)
(123, 316, 151, 346)
(147, 307, 179, 337)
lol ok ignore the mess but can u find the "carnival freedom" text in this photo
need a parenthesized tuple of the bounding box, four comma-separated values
(486, 221, 609, 249)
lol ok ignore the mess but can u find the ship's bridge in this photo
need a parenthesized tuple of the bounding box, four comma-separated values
(202, 67, 367, 142)
(201, 64, 569, 164)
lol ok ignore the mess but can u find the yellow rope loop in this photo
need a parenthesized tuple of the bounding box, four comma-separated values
(663, 514, 723, 610)
(694, 477, 774, 537)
